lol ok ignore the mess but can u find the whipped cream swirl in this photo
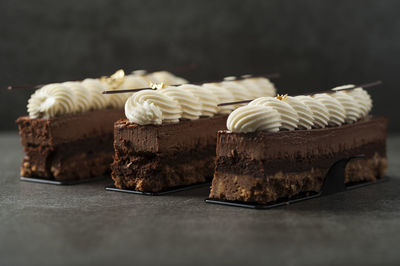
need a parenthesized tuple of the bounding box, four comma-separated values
(27, 84, 76, 118)
(101, 71, 187, 109)
(158, 86, 202, 120)
(123, 74, 278, 125)
(285, 96, 314, 130)
(145, 71, 188, 85)
(239, 77, 276, 98)
(348, 87, 373, 116)
(249, 97, 299, 131)
(227, 86, 373, 133)
(202, 83, 235, 114)
(179, 84, 219, 117)
(124, 90, 182, 124)
(295, 95, 330, 128)
(81, 78, 109, 110)
(125, 98, 163, 125)
(331, 91, 362, 123)
(26, 70, 188, 118)
(313, 93, 346, 126)
(227, 105, 281, 133)
(331, 85, 373, 117)
(62, 81, 91, 113)
(121, 75, 149, 90)
(219, 80, 250, 103)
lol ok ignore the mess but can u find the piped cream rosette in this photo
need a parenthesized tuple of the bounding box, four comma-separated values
(124, 76, 277, 125)
(26, 70, 188, 118)
(227, 87, 373, 133)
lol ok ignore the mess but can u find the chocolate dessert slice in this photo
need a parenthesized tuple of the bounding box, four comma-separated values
(17, 109, 124, 180)
(110, 77, 277, 192)
(209, 87, 387, 204)
(111, 116, 228, 191)
(210, 117, 388, 204)
(16, 70, 187, 182)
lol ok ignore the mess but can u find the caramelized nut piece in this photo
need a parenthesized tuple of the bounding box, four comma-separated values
(51, 166, 60, 177)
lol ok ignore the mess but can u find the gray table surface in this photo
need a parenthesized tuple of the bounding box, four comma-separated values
(0, 133, 399, 266)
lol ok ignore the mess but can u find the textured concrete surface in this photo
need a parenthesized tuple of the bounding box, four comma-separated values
(1, 0, 400, 132)
(0, 133, 400, 266)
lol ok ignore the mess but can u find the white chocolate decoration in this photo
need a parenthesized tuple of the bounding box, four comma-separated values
(295, 95, 330, 128)
(158, 86, 202, 120)
(285, 96, 314, 130)
(179, 84, 219, 117)
(27, 84, 76, 118)
(313, 93, 346, 126)
(249, 97, 299, 131)
(125, 90, 182, 123)
(331, 84, 356, 91)
(227, 105, 281, 133)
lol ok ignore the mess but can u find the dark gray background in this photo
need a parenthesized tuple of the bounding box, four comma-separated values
(1, 0, 399, 131)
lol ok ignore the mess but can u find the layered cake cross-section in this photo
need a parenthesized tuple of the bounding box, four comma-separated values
(209, 86, 388, 204)
(17, 70, 188, 181)
(111, 76, 277, 192)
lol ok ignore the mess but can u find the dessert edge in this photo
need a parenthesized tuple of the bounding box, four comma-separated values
(17, 109, 124, 180)
(209, 116, 388, 204)
(111, 115, 229, 192)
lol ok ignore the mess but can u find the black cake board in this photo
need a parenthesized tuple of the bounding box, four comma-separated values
(20, 176, 106, 185)
(105, 182, 211, 196)
(205, 155, 389, 209)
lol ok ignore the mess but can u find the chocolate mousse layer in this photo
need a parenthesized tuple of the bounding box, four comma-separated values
(111, 115, 228, 192)
(209, 116, 388, 204)
(17, 109, 124, 180)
